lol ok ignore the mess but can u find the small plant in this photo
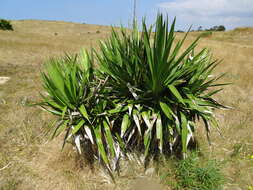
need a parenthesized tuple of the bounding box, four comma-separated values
(231, 143, 243, 157)
(172, 153, 224, 190)
(0, 179, 21, 190)
(0, 19, 13, 31)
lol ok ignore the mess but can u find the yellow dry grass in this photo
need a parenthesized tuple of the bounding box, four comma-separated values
(0, 20, 252, 190)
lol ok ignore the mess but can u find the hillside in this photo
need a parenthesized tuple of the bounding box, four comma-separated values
(0, 20, 253, 190)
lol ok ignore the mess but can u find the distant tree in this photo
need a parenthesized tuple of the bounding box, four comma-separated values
(197, 26, 203, 31)
(0, 19, 13, 31)
(211, 26, 218, 31)
(208, 25, 226, 32)
(217, 25, 226, 31)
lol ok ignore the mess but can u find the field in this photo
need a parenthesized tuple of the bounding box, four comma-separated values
(0, 20, 253, 190)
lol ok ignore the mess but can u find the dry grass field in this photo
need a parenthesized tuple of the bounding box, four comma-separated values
(0, 20, 252, 190)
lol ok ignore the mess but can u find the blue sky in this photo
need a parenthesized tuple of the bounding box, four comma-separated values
(1, 0, 253, 30)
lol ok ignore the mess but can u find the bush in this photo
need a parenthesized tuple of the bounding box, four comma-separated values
(0, 19, 13, 31)
(206, 25, 226, 32)
(37, 51, 126, 173)
(216, 25, 226, 31)
(97, 14, 228, 159)
(172, 153, 224, 190)
(36, 14, 228, 174)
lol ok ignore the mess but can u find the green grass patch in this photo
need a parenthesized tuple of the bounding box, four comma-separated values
(162, 153, 225, 190)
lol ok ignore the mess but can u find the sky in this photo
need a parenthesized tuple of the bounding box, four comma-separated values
(1, 0, 253, 30)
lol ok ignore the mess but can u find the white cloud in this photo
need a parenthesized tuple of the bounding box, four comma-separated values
(158, 0, 253, 29)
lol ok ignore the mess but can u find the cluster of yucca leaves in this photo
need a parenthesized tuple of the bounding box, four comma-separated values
(37, 14, 227, 173)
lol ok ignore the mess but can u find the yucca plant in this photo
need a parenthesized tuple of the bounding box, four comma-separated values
(37, 14, 228, 176)
(37, 50, 123, 173)
(96, 14, 228, 159)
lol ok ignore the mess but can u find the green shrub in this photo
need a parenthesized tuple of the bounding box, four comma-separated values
(36, 14, 228, 174)
(96, 14, 228, 159)
(0, 19, 13, 31)
(37, 51, 114, 168)
(37, 51, 126, 173)
(172, 153, 224, 190)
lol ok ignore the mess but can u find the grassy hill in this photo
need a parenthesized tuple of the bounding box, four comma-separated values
(0, 20, 253, 190)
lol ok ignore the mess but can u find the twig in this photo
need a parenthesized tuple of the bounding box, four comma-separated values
(0, 162, 11, 171)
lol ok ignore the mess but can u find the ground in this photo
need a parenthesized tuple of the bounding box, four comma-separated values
(0, 20, 252, 190)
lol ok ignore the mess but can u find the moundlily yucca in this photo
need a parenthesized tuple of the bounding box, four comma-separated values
(97, 14, 228, 159)
(37, 14, 228, 174)
(38, 51, 121, 171)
